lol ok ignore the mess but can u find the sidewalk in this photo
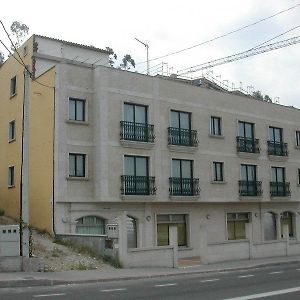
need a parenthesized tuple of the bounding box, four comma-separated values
(1, 255, 300, 288)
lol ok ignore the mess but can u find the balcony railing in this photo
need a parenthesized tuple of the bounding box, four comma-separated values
(267, 141, 288, 156)
(169, 177, 200, 196)
(270, 182, 291, 197)
(121, 175, 156, 195)
(236, 137, 260, 153)
(120, 121, 155, 143)
(239, 180, 262, 196)
(168, 127, 198, 147)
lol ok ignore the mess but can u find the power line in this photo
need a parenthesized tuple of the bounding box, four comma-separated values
(136, 3, 300, 65)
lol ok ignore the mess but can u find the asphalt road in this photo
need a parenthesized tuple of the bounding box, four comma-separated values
(2, 263, 300, 299)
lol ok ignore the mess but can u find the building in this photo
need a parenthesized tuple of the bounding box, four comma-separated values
(1, 35, 300, 264)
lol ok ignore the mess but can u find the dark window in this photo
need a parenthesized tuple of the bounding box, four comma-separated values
(298, 169, 300, 184)
(227, 213, 250, 240)
(269, 127, 283, 143)
(172, 159, 192, 179)
(8, 166, 15, 187)
(272, 167, 285, 183)
(69, 153, 86, 177)
(296, 131, 300, 146)
(124, 103, 147, 124)
(239, 121, 254, 139)
(211, 116, 222, 136)
(241, 164, 257, 182)
(9, 120, 16, 141)
(69, 98, 86, 121)
(157, 214, 187, 247)
(10, 76, 17, 96)
(171, 110, 191, 130)
(213, 162, 224, 181)
(281, 211, 295, 238)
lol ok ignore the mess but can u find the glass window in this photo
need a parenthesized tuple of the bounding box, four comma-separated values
(269, 127, 282, 143)
(124, 156, 148, 176)
(227, 213, 249, 240)
(211, 116, 222, 136)
(10, 76, 17, 96)
(69, 98, 85, 121)
(172, 159, 192, 178)
(127, 216, 137, 248)
(69, 153, 86, 177)
(8, 120, 16, 141)
(281, 212, 294, 238)
(272, 167, 285, 183)
(264, 212, 277, 241)
(171, 110, 191, 130)
(238, 121, 254, 139)
(296, 131, 300, 146)
(157, 214, 187, 247)
(124, 103, 147, 124)
(241, 164, 257, 182)
(298, 169, 300, 185)
(213, 162, 224, 181)
(76, 216, 105, 235)
(8, 166, 15, 187)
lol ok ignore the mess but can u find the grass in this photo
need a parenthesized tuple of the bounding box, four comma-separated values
(70, 261, 92, 271)
(53, 237, 122, 268)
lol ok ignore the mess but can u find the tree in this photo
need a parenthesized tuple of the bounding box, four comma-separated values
(252, 90, 263, 100)
(264, 95, 272, 103)
(120, 54, 136, 70)
(10, 21, 29, 49)
(0, 51, 4, 65)
(106, 47, 117, 67)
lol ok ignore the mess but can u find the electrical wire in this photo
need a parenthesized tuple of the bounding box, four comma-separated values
(136, 3, 300, 65)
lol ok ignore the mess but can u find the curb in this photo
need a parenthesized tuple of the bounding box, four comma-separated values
(1, 259, 300, 288)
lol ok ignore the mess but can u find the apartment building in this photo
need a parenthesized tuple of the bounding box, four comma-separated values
(1, 35, 300, 263)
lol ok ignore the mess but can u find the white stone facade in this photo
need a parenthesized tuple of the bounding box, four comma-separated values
(52, 61, 300, 262)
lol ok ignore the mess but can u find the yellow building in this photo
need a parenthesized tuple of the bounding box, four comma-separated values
(0, 35, 109, 233)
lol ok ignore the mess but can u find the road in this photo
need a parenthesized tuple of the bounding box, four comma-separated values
(2, 263, 300, 299)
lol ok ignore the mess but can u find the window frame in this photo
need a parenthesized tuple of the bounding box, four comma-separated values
(269, 126, 283, 143)
(124, 155, 149, 177)
(210, 116, 222, 136)
(296, 131, 300, 147)
(171, 158, 193, 179)
(8, 166, 15, 188)
(170, 110, 191, 130)
(8, 120, 16, 142)
(68, 153, 87, 178)
(68, 97, 86, 122)
(124, 102, 148, 124)
(226, 212, 250, 240)
(212, 161, 224, 182)
(271, 166, 285, 183)
(10, 76, 17, 97)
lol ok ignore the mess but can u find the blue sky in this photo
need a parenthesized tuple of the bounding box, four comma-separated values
(1, 0, 300, 107)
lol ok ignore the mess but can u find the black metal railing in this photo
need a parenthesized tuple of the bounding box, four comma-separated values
(120, 121, 155, 143)
(239, 180, 262, 196)
(121, 175, 156, 195)
(236, 137, 260, 153)
(267, 141, 288, 156)
(168, 127, 198, 147)
(169, 177, 200, 196)
(270, 182, 291, 197)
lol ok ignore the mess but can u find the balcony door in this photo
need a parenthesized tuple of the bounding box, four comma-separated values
(241, 164, 257, 195)
(238, 121, 255, 152)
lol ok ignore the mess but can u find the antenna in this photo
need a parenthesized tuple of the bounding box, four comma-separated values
(135, 38, 150, 75)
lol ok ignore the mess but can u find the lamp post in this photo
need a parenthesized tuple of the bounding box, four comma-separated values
(135, 38, 149, 75)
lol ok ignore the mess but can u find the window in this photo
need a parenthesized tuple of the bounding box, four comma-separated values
(264, 212, 277, 241)
(239, 121, 254, 139)
(122, 156, 155, 195)
(157, 214, 187, 247)
(237, 121, 259, 153)
(127, 215, 138, 248)
(8, 166, 15, 187)
(280, 211, 295, 238)
(124, 103, 147, 124)
(270, 167, 290, 197)
(69, 98, 86, 121)
(69, 153, 86, 177)
(298, 169, 300, 185)
(269, 127, 283, 143)
(227, 213, 249, 240)
(211, 116, 222, 136)
(75, 216, 105, 235)
(213, 162, 224, 181)
(171, 110, 191, 130)
(296, 131, 300, 147)
(172, 159, 192, 179)
(268, 126, 288, 156)
(10, 76, 17, 96)
(8, 120, 16, 141)
(240, 164, 261, 196)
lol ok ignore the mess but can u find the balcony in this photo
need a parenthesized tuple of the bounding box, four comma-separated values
(120, 121, 155, 143)
(267, 141, 288, 157)
(236, 137, 260, 153)
(239, 180, 262, 197)
(169, 177, 200, 196)
(168, 127, 198, 147)
(270, 182, 291, 197)
(121, 175, 156, 195)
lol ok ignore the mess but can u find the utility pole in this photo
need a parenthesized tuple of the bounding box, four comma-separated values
(21, 67, 30, 257)
(135, 38, 149, 75)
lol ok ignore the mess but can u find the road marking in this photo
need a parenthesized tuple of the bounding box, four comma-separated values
(238, 275, 254, 278)
(222, 286, 300, 299)
(101, 288, 127, 292)
(269, 271, 283, 274)
(155, 283, 177, 287)
(33, 294, 66, 298)
(296, 269, 300, 271)
(200, 278, 220, 283)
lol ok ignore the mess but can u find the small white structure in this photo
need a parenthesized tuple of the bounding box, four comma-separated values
(0, 225, 20, 257)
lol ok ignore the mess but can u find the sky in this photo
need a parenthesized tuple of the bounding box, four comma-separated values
(1, 0, 300, 107)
